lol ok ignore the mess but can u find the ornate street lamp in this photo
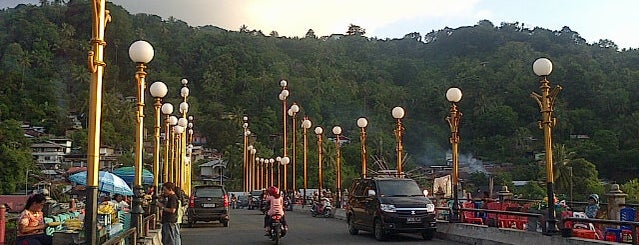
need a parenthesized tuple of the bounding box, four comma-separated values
(288, 102, 300, 192)
(269, 158, 275, 187)
(85, 1, 110, 243)
(251, 147, 257, 190)
(279, 80, 289, 162)
(179, 79, 190, 194)
(276, 156, 282, 188)
(129, 39, 154, 238)
(149, 81, 168, 221)
(392, 106, 405, 177)
(281, 156, 290, 191)
(168, 115, 178, 183)
(174, 124, 185, 186)
(248, 145, 255, 190)
(257, 158, 262, 188)
(177, 117, 188, 189)
(301, 117, 312, 205)
(242, 116, 249, 192)
(161, 103, 174, 183)
(314, 126, 324, 199)
(446, 87, 463, 222)
(357, 117, 368, 178)
(532, 57, 562, 234)
(332, 126, 342, 208)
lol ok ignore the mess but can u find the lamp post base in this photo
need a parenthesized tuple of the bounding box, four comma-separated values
(544, 182, 559, 235)
(449, 184, 460, 222)
(84, 186, 98, 245)
(130, 185, 145, 238)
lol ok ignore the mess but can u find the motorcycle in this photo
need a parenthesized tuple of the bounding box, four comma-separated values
(310, 197, 332, 218)
(284, 196, 293, 211)
(267, 214, 286, 244)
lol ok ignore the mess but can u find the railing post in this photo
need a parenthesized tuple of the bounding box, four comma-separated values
(0, 204, 6, 244)
(497, 186, 513, 203)
(606, 184, 626, 220)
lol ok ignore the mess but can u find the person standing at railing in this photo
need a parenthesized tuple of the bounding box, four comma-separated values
(16, 194, 52, 245)
(585, 194, 603, 239)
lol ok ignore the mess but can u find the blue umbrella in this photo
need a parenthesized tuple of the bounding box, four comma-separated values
(68, 171, 133, 196)
(112, 166, 154, 185)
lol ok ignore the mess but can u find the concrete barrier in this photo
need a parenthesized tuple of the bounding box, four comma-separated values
(322, 207, 614, 245)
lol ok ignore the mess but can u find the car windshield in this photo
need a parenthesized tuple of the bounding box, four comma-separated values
(195, 188, 224, 198)
(377, 180, 423, 197)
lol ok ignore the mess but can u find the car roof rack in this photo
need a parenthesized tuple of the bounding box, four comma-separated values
(368, 170, 409, 179)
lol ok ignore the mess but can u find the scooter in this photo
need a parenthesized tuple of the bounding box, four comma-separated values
(267, 214, 286, 244)
(284, 196, 293, 211)
(310, 197, 332, 218)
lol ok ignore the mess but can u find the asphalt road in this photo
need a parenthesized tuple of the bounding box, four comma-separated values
(181, 207, 463, 244)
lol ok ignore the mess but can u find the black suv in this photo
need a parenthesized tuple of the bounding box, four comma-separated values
(187, 185, 230, 227)
(346, 177, 437, 241)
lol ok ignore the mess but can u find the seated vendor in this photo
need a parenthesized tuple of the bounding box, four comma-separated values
(16, 194, 53, 245)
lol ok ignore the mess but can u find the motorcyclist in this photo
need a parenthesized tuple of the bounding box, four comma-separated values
(264, 186, 288, 236)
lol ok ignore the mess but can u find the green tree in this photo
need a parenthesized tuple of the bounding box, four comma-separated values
(0, 119, 34, 194)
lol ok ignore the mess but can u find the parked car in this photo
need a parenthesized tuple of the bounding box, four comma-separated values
(346, 176, 437, 241)
(237, 195, 249, 208)
(187, 185, 230, 227)
(248, 190, 264, 210)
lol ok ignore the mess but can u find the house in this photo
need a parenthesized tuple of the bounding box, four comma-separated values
(199, 159, 227, 180)
(31, 141, 67, 170)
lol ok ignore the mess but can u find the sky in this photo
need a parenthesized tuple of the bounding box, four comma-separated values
(2, 0, 638, 49)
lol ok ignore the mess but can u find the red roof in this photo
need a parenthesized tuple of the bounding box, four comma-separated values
(0, 195, 30, 213)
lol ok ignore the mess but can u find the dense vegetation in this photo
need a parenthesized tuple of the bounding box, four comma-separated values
(1, 1, 638, 201)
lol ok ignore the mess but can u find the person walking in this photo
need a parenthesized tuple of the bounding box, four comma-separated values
(158, 182, 181, 245)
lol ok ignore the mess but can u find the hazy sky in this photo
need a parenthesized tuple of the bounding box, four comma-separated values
(2, 0, 638, 49)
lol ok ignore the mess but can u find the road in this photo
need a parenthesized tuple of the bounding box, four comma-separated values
(181, 207, 463, 244)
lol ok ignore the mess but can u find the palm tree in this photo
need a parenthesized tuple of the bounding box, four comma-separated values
(553, 144, 575, 195)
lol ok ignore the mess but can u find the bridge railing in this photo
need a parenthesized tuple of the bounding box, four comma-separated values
(561, 217, 639, 245)
(102, 228, 137, 245)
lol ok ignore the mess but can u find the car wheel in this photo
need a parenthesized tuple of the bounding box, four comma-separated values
(347, 216, 359, 235)
(422, 230, 434, 240)
(188, 218, 195, 228)
(374, 218, 386, 241)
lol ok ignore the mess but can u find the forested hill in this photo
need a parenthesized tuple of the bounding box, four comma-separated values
(1, 1, 639, 184)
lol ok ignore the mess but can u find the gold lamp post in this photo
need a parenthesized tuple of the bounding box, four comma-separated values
(531, 57, 562, 234)
(177, 117, 188, 189)
(187, 116, 194, 192)
(247, 145, 254, 190)
(301, 117, 312, 205)
(332, 126, 342, 208)
(288, 102, 300, 192)
(357, 117, 368, 178)
(161, 103, 174, 183)
(149, 81, 168, 221)
(85, 1, 110, 243)
(281, 156, 290, 191)
(269, 158, 275, 187)
(392, 106, 405, 177)
(279, 81, 289, 187)
(446, 87, 463, 222)
(129, 40, 154, 237)
(314, 126, 324, 199)
(168, 116, 178, 183)
(252, 148, 258, 190)
(242, 116, 249, 192)
(174, 124, 185, 186)
(178, 80, 190, 194)
(255, 157, 264, 189)
(275, 156, 282, 188)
